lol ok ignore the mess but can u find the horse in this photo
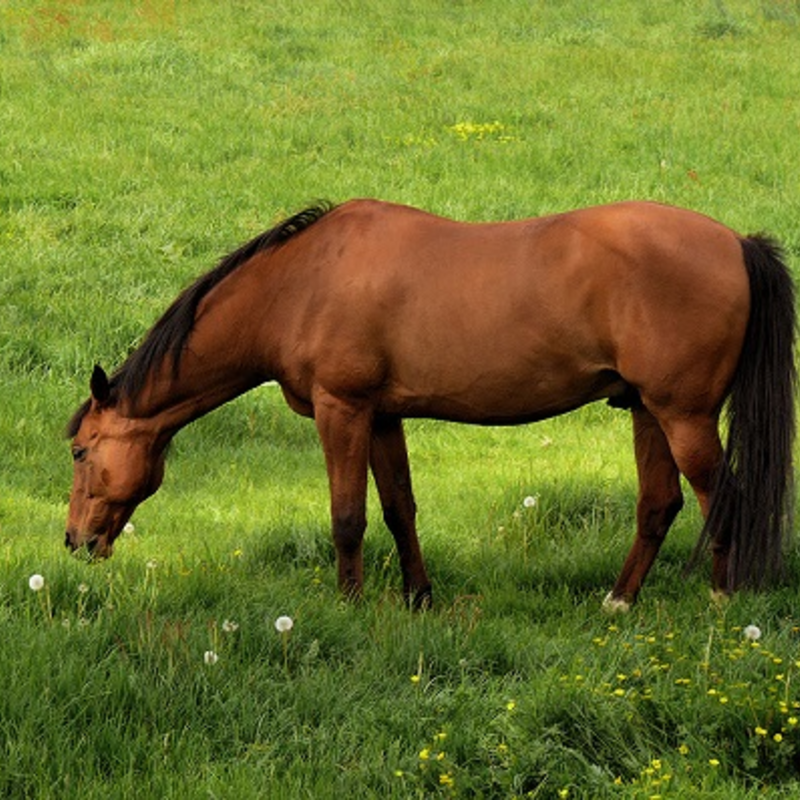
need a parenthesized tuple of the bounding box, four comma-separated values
(65, 199, 796, 611)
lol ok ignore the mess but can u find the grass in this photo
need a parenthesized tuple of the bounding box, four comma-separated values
(3, 0, 800, 796)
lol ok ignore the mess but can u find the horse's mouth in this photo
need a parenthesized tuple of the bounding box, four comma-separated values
(65, 531, 113, 560)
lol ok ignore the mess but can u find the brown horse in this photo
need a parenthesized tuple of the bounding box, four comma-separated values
(66, 200, 796, 610)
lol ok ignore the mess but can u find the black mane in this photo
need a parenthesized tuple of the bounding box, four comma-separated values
(66, 202, 335, 436)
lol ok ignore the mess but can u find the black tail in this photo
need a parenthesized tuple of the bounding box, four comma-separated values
(698, 235, 796, 589)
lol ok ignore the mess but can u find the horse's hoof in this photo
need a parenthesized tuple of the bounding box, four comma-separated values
(709, 589, 730, 607)
(411, 585, 433, 611)
(602, 591, 631, 614)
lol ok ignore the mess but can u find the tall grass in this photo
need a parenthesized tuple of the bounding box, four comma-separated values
(2, 1, 800, 796)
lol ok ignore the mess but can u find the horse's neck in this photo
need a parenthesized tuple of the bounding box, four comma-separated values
(134, 295, 273, 435)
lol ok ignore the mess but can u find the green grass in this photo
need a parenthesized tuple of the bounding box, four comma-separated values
(3, 1, 800, 796)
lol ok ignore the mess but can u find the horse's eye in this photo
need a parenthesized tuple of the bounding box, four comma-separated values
(72, 447, 88, 463)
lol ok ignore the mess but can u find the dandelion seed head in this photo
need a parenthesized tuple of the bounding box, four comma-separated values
(744, 624, 762, 641)
(28, 574, 45, 592)
(222, 619, 239, 633)
(203, 650, 219, 665)
(522, 495, 538, 508)
(274, 615, 294, 633)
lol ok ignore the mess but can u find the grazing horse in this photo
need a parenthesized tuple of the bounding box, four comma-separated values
(66, 200, 796, 610)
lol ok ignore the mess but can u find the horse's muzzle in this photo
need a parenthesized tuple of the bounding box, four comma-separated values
(65, 530, 111, 559)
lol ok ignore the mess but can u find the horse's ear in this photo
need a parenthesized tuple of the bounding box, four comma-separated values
(90, 365, 111, 405)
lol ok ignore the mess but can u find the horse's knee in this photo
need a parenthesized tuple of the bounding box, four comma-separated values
(332, 509, 366, 555)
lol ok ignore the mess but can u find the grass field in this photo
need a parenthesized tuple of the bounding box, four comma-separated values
(3, 1, 800, 797)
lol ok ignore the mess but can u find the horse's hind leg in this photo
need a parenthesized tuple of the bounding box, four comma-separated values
(659, 415, 728, 593)
(370, 417, 432, 609)
(605, 407, 683, 612)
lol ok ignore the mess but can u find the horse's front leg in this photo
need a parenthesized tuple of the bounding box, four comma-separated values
(370, 416, 432, 609)
(314, 391, 372, 599)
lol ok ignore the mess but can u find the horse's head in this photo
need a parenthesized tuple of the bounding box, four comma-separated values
(65, 366, 166, 558)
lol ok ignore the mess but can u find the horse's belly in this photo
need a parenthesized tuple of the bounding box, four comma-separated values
(379, 365, 625, 424)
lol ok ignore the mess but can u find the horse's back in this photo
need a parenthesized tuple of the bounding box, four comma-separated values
(274, 200, 749, 422)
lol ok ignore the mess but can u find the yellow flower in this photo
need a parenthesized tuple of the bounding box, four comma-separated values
(506, 700, 516, 711)
(755, 726, 768, 737)
(774, 733, 784, 743)
(678, 744, 690, 755)
(439, 773, 455, 787)
(410, 675, 421, 685)
(558, 789, 569, 799)
(419, 748, 430, 761)
(709, 759, 720, 767)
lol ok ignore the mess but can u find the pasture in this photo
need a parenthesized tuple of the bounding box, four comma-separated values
(2, 1, 800, 796)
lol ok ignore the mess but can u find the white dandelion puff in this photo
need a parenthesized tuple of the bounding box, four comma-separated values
(28, 574, 45, 592)
(744, 624, 762, 642)
(275, 615, 294, 633)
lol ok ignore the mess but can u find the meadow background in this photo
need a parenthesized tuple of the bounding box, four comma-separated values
(2, 0, 800, 797)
